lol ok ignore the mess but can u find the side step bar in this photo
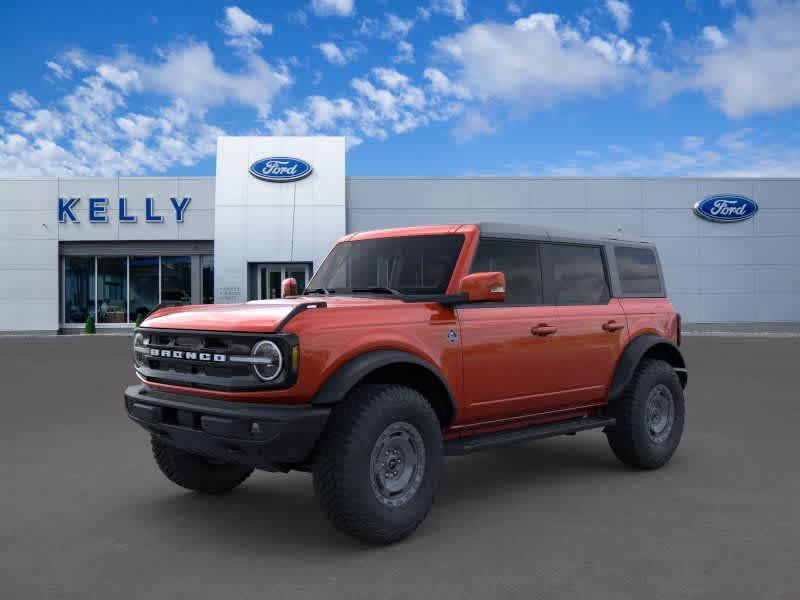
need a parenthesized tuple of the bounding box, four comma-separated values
(445, 415, 616, 456)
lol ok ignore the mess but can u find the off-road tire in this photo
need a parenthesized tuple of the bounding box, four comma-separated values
(606, 359, 685, 470)
(151, 436, 254, 493)
(312, 384, 443, 544)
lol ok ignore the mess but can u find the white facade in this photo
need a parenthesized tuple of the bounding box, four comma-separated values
(213, 136, 346, 304)
(0, 136, 798, 333)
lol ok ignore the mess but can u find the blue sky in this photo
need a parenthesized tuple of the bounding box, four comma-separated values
(1, 0, 798, 177)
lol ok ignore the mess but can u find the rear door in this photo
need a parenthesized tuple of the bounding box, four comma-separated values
(458, 238, 565, 424)
(540, 243, 628, 406)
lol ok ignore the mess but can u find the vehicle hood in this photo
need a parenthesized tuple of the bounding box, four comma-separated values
(140, 296, 404, 333)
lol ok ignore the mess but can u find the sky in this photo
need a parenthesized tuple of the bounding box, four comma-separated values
(1, 0, 799, 177)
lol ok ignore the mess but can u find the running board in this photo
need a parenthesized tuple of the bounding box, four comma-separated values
(444, 416, 616, 456)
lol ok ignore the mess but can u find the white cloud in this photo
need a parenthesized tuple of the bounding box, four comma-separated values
(701, 25, 728, 49)
(682, 135, 705, 152)
(0, 27, 289, 175)
(507, 1, 522, 16)
(430, 0, 468, 21)
(720, 0, 736, 7)
(691, 1, 800, 116)
(451, 110, 496, 142)
(432, 13, 639, 107)
(546, 128, 800, 177)
(218, 6, 272, 51)
(310, 0, 354, 17)
(266, 66, 463, 145)
(314, 42, 363, 66)
(9, 91, 38, 111)
(393, 41, 415, 63)
(423, 67, 472, 100)
(386, 14, 414, 38)
(45, 61, 71, 80)
(606, 0, 632, 33)
(660, 20, 673, 43)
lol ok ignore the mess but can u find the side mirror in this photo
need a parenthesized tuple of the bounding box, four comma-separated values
(281, 277, 298, 298)
(457, 272, 506, 303)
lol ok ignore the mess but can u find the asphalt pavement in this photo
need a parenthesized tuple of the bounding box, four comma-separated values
(1, 334, 798, 599)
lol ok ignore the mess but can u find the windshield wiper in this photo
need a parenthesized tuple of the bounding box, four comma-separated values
(350, 286, 402, 295)
(304, 287, 335, 295)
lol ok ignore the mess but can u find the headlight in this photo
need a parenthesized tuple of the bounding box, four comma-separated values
(251, 340, 283, 381)
(133, 332, 145, 367)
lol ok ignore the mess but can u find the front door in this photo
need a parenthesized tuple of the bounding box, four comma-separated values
(257, 264, 311, 299)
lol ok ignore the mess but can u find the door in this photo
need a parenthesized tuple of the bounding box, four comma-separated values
(257, 264, 310, 299)
(459, 238, 566, 424)
(540, 243, 628, 406)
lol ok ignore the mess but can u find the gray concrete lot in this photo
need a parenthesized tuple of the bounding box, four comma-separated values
(1, 335, 798, 599)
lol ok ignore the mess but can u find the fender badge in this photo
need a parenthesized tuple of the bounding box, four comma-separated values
(447, 329, 458, 343)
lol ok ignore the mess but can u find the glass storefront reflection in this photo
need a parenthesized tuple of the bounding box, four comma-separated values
(64, 256, 95, 324)
(97, 257, 127, 323)
(129, 256, 159, 321)
(160, 256, 192, 306)
(61, 254, 213, 326)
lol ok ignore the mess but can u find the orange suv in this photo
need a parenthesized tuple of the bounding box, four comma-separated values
(125, 223, 687, 544)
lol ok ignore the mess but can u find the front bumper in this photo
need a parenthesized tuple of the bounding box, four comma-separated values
(124, 384, 330, 469)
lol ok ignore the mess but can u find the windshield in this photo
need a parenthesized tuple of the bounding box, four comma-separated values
(306, 234, 465, 296)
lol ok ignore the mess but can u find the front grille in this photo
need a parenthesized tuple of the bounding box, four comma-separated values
(134, 329, 297, 392)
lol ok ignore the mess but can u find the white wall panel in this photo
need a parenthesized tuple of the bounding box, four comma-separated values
(214, 137, 346, 303)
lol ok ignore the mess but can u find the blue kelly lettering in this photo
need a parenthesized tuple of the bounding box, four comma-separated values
(88, 198, 108, 223)
(119, 197, 136, 223)
(145, 197, 163, 223)
(58, 198, 80, 223)
(170, 197, 191, 222)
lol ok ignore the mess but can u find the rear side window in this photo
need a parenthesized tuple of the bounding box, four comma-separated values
(615, 246, 663, 296)
(542, 243, 610, 305)
(470, 238, 542, 305)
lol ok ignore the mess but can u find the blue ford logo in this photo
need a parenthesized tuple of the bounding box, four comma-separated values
(249, 157, 312, 183)
(693, 195, 758, 223)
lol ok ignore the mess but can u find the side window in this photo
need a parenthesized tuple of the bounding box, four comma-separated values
(470, 238, 542, 305)
(615, 246, 663, 296)
(542, 243, 610, 306)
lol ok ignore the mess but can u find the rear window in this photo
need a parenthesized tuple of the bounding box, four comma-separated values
(615, 246, 663, 296)
(542, 243, 610, 306)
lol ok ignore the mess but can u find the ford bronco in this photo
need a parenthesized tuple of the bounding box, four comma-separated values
(125, 223, 687, 544)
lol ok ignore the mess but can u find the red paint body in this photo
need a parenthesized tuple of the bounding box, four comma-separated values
(140, 224, 679, 439)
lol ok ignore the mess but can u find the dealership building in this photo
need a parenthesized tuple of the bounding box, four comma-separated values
(1, 135, 798, 334)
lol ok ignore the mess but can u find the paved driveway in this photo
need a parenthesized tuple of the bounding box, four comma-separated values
(1, 335, 798, 599)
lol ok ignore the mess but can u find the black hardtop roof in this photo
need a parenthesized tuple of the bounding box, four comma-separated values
(474, 221, 654, 247)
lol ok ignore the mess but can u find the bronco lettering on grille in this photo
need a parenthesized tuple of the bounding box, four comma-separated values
(149, 348, 227, 362)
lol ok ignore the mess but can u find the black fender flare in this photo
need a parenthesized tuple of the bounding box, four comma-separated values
(607, 334, 687, 402)
(310, 349, 457, 421)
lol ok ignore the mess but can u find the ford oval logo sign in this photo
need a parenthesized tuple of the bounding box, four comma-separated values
(693, 195, 758, 223)
(249, 157, 312, 183)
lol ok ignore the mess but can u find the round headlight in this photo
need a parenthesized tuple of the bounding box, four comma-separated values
(133, 332, 145, 367)
(251, 340, 283, 381)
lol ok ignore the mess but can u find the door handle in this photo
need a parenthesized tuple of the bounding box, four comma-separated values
(602, 320, 625, 332)
(531, 324, 558, 336)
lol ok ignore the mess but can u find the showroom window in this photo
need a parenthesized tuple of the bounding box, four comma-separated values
(61, 254, 213, 327)
(63, 256, 96, 324)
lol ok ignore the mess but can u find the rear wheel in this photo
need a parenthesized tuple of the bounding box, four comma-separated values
(605, 359, 685, 469)
(312, 384, 443, 544)
(151, 436, 254, 493)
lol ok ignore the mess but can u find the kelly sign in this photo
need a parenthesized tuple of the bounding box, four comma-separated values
(58, 197, 191, 223)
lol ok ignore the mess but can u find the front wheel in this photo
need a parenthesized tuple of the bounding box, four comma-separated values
(312, 384, 443, 544)
(606, 359, 685, 470)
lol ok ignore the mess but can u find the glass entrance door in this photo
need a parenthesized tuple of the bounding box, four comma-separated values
(257, 264, 310, 299)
